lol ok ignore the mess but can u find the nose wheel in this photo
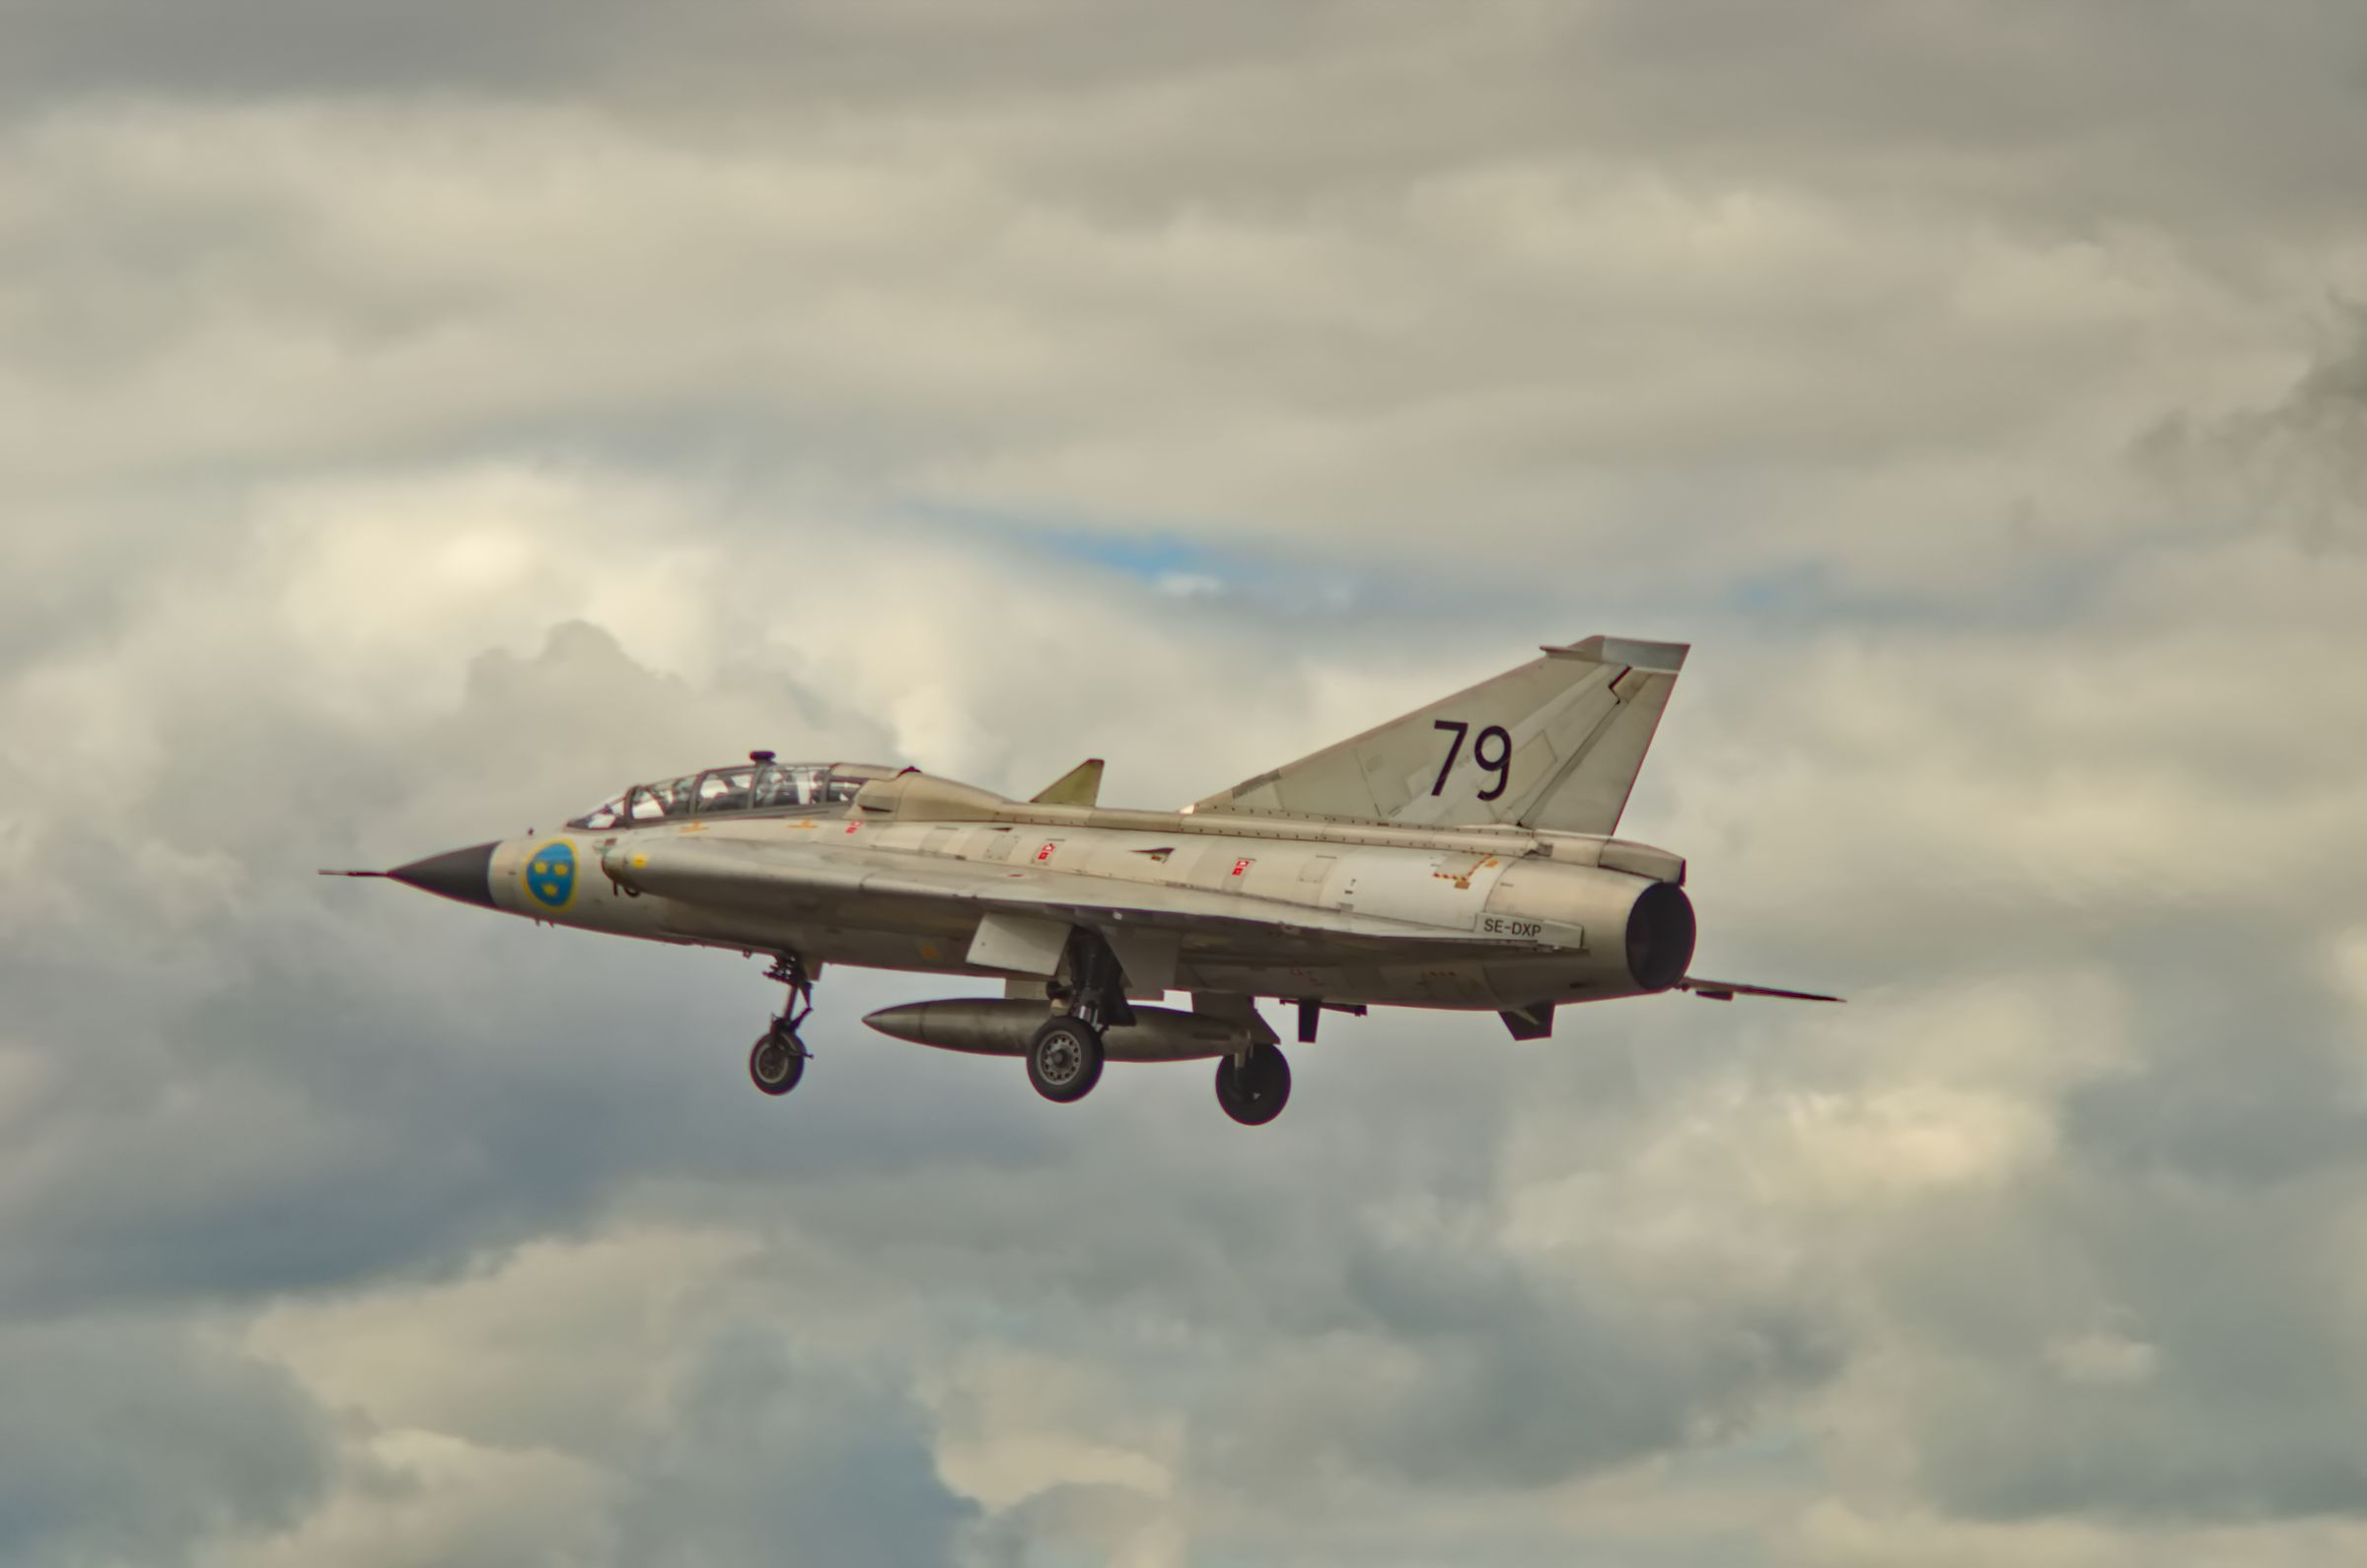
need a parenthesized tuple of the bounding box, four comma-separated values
(749, 953, 817, 1098)
(750, 1022, 806, 1096)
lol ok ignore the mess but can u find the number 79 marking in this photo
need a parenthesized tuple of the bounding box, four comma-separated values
(1431, 719, 1513, 801)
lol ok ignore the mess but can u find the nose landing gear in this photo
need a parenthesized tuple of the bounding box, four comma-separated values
(749, 953, 817, 1098)
(749, 1023, 805, 1095)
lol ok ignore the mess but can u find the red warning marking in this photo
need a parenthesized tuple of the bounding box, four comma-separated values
(845, 821, 861, 834)
(1231, 857, 1254, 877)
(1035, 842, 1057, 863)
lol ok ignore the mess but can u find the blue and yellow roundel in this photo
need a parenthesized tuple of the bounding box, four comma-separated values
(525, 839, 578, 911)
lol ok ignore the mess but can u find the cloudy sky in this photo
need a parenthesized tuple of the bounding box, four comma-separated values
(4, 2, 2366, 1563)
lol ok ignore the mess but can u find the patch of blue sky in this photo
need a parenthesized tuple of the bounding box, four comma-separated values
(902, 498, 1591, 628)
(1701, 547, 2137, 633)
(1663, 1418, 1821, 1485)
(902, 499, 1252, 590)
(900, 493, 2150, 649)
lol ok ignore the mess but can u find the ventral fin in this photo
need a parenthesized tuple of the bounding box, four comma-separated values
(1031, 757, 1105, 807)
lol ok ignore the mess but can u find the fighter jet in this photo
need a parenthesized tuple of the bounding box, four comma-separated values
(331, 635, 1835, 1124)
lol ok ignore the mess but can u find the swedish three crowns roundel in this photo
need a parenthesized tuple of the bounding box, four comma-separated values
(526, 839, 578, 910)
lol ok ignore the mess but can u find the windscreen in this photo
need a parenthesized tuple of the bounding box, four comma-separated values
(567, 762, 880, 828)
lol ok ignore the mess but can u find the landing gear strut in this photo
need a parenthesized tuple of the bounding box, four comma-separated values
(1026, 932, 1129, 1105)
(749, 953, 816, 1097)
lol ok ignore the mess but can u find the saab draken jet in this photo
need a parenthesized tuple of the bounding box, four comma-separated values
(331, 636, 1835, 1124)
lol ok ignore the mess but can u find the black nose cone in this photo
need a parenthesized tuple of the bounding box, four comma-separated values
(388, 842, 499, 908)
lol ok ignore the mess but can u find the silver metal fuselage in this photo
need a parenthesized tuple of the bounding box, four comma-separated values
(483, 792, 1691, 1013)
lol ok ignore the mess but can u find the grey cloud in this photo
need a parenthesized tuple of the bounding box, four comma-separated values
(0, 0, 600, 105)
(1307, 1236, 1837, 1488)
(2137, 306, 2367, 549)
(1813, 931, 2367, 1526)
(1878, 1172, 2367, 1525)
(614, 1331, 979, 1568)
(11, 2, 2362, 243)
(0, 0, 1324, 112)
(5, 3, 2358, 596)
(0, 1321, 337, 1566)
(2064, 935, 2367, 1190)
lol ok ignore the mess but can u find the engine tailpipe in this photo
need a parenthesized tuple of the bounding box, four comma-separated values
(865, 1000, 1275, 1062)
(1624, 881, 1696, 992)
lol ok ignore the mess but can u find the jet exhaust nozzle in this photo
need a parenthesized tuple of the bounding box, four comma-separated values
(1624, 880, 1696, 992)
(864, 1000, 1274, 1062)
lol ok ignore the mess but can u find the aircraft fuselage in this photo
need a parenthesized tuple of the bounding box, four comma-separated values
(484, 795, 1694, 1013)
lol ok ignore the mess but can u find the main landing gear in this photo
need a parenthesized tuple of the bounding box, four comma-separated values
(1026, 933, 1125, 1105)
(1025, 1015, 1295, 1125)
(1215, 1044, 1291, 1125)
(1022, 929, 1294, 1124)
(748, 953, 815, 1097)
(1026, 1015, 1105, 1103)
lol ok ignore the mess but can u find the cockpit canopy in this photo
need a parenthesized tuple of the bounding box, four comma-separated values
(566, 759, 903, 830)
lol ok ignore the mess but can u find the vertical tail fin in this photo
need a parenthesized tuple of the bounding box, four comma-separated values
(1191, 635, 1686, 834)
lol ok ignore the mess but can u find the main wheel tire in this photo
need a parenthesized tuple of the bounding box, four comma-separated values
(749, 1026, 806, 1096)
(1027, 1016, 1106, 1104)
(1215, 1045, 1291, 1125)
